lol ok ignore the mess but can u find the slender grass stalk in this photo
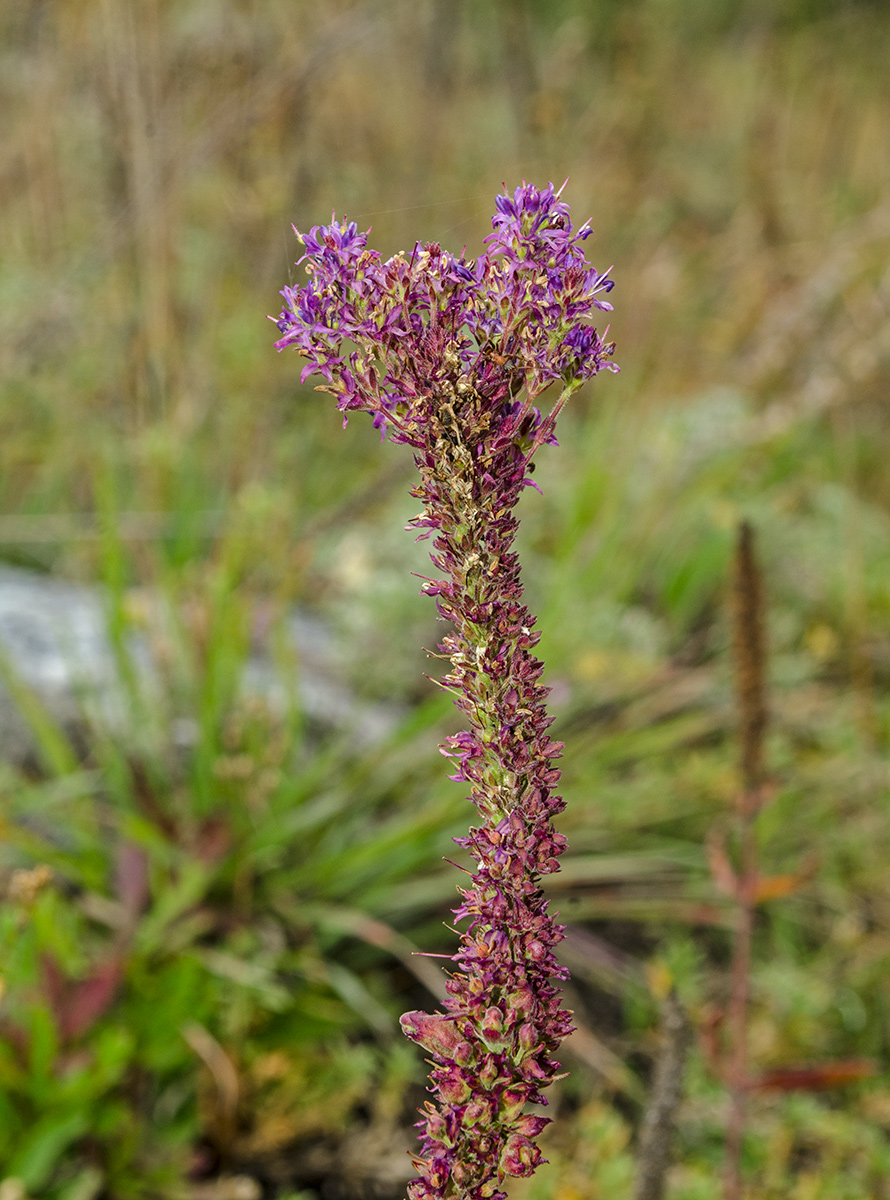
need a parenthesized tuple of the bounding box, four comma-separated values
(273, 183, 617, 1200)
(634, 990, 692, 1200)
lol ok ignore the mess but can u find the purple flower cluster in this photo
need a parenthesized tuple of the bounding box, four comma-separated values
(275, 181, 615, 439)
(274, 183, 617, 1200)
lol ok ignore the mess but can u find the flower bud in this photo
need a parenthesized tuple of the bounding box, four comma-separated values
(501, 1134, 542, 1177)
(463, 1097, 493, 1127)
(515, 1114, 550, 1139)
(523, 1055, 551, 1081)
(482, 1005, 503, 1033)
(437, 1068, 471, 1105)
(505, 986, 535, 1018)
(480, 1005, 511, 1051)
(427, 1154, 450, 1189)
(516, 1022, 540, 1059)
(407, 1179, 435, 1200)
(498, 1088, 526, 1121)
(454, 1040, 477, 1067)
(425, 1111, 453, 1147)
(478, 1054, 502, 1089)
(400, 1011, 462, 1059)
(450, 1160, 479, 1189)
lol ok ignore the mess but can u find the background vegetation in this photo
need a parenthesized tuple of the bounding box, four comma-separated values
(1, 0, 890, 1196)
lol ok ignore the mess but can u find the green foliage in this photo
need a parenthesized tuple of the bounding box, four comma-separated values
(2, 0, 890, 1195)
(0, 535, 470, 1192)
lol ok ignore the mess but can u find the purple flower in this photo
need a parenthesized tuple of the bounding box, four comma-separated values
(274, 184, 617, 1200)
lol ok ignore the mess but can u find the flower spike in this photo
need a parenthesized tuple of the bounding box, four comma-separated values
(274, 183, 617, 1200)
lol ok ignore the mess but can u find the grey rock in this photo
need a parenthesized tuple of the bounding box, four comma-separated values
(0, 566, 401, 765)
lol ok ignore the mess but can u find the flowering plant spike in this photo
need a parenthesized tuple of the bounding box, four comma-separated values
(274, 183, 617, 1200)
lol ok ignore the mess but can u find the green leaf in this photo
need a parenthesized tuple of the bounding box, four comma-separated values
(8, 1110, 89, 1189)
(57, 1166, 104, 1200)
(0, 644, 78, 777)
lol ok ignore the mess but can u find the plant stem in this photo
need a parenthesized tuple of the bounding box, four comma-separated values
(635, 990, 692, 1200)
(723, 521, 767, 1200)
(723, 819, 755, 1200)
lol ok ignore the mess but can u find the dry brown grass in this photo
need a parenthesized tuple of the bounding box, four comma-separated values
(1, 0, 888, 537)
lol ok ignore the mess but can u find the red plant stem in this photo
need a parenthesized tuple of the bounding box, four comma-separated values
(723, 814, 757, 1200)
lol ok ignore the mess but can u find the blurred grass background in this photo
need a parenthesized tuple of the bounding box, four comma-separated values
(2, 0, 890, 1197)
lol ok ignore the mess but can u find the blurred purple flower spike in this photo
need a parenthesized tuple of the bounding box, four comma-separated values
(274, 184, 617, 1200)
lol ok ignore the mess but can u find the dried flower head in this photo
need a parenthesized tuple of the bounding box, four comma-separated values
(7, 863, 54, 906)
(274, 182, 617, 1200)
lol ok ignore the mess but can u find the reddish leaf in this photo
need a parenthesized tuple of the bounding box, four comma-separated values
(63, 959, 122, 1040)
(754, 873, 804, 903)
(42, 955, 123, 1041)
(130, 758, 178, 838)
(699, 1002, 726, 1079)
(707, 830, 738, 899)
(40, 953, 68, 1025)
(753, 1059, 876, 1092)
(115, 842, 149, 916)
(195, 816, 231, 863)
(0, 1018, 29, 1059)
